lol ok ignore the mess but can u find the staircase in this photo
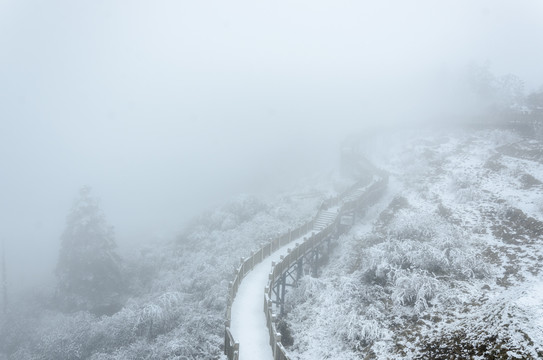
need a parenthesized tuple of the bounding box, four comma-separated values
(342, 183, 371, 203)
(313, 207, 339, 231)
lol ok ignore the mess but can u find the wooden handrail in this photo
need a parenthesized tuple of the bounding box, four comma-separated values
(224, 216, 317, 358)
(263, 174, 388, 360)
(224, 155, 388, 360)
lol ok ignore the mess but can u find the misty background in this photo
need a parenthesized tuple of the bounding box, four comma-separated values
(1, 0, 543, 292)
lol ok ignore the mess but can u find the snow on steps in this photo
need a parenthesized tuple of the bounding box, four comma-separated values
(313, 207, 340, 231)
(342, 185, 371, 203)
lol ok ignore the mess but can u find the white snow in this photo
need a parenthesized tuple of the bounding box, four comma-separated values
(230, 238, 305, 360)
(283, 129, 543, 358)
(517, 281, 543, 329)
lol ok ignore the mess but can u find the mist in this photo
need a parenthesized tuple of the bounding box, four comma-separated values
(1, 0, 543, 292)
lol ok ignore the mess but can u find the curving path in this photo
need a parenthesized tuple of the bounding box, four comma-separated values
(229, 210, 340, 359)
(229, 240, 297, 359)
(224, 155, 387, 360)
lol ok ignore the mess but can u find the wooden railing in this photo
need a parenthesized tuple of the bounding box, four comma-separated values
(224, 160, 388, 360)
(224, 327, 239, 360)
(224, 218, 316, 359)
(263, 174, 388, 360)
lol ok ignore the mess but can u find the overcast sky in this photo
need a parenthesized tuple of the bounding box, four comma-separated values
(1, 0, 543, 290)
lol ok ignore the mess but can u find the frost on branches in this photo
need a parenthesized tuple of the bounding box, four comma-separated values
(55, 186, 123, 315)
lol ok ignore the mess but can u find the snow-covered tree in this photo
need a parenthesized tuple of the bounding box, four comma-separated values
(55, 186, 123, 315)
(467, 63, 525, 114)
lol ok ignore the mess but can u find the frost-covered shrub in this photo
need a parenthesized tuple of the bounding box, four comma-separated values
(448, 248, 491, 279)
(287, 276, 327, 306)
(362, 262, 392, 286)
(32, 311, 95, 360)
(417, 287, 543, 359)
(0, 306, 41, 356)
(286, 274, 389, 355)
(186, 195, 269, 234)
(138, 304, 168, 339)
(339, 317, 384, 350)
(387, 208, 439, 242)
(455, 187, 481, 203)
(90, 304, 140, 350)
(391, 269, 438, 314)
(448, 171, 482, 204)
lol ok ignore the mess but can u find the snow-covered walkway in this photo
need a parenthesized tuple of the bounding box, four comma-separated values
(229, 207, 340, 359)
(229, 240, 297, 359)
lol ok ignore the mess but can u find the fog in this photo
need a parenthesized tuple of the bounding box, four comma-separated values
(1, 0, 543, 291)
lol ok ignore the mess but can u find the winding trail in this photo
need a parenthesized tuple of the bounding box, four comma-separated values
(229, 240, 296, 359)
(229, 209, 340, 359)
(225, 157, 387, 360)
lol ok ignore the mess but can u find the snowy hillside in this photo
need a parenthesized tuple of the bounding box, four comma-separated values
(284, 128, 543, 359)
(0, 182, 334, 359)
(5, 127, 543, 360)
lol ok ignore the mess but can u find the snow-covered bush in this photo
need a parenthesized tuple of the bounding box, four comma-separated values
(90, 304, 140, 350)
(185, 195, 269, 234)
(33, 311, 95, 360)
(391, 269, 438, 313)
(338, 317, 384, 350)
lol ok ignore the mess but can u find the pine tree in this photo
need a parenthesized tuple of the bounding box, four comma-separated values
(56, 186, 123, 315)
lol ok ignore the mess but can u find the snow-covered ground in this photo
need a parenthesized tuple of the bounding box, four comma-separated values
(10, 126, 543, 360)
(230, 241, 297, 359)
(283, 128, 543, 359)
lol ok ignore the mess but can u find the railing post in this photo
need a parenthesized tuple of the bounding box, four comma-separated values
(275, 334, 282, 360)
(270, 314, 277, 347)
(312, 247, 319, 278)
(275, 275, 281, 308)
(296, 257, 303, 281)
(224, 328, 228, 356)
(280, 273, 286, 316)
(264, 287, 269, 313)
